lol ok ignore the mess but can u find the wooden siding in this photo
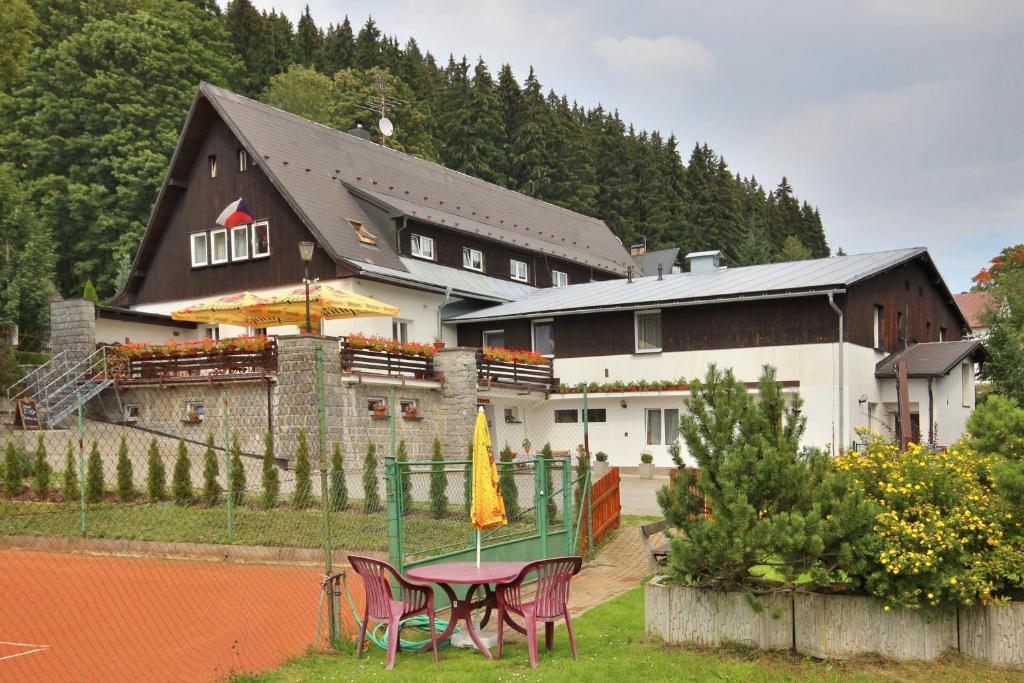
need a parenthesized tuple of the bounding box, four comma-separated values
(399, 220, 617, 288)
(128, 116, 337, 306)
(844, 259, 964, 352)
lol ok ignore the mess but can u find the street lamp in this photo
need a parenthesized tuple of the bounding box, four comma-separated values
(298, 241, 315, 334)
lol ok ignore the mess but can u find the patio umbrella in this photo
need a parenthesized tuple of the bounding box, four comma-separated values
(470, 406, 507, 567)
(243, 282, 400, 326)
(170, 291, 271, 326)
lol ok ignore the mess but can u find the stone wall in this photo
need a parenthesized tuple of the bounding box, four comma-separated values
(50, 298, 96, 364)
(434, 348, 478, 460)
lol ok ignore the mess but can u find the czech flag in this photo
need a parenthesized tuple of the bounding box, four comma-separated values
(216, 198, 253, 228)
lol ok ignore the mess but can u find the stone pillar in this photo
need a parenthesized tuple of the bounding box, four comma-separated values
(274, 335, 345, 464)
(50, 298, 96, 365)
(434, 347, 479, 459)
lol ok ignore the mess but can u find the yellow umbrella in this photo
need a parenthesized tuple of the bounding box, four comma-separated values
(170, 291, 270, 326)
(471, 406, 507, 566)
(244, 282, 399, 325)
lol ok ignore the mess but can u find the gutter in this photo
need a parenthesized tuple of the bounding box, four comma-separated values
(437, 286, 453, 340)
(827, 292, 845, 455)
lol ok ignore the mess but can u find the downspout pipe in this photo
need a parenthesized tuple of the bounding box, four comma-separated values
(437, 286, 453, 342)
(827, 293, 844, 455)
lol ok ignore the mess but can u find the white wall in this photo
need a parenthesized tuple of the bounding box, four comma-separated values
(95, 317, 204, 345)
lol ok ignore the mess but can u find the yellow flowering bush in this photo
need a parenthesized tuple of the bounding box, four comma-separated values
(835, 440, 1011, 610)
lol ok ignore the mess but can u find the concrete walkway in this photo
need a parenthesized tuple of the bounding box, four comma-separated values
(567, 522, 651, 616)
(619, 473, 670, 516)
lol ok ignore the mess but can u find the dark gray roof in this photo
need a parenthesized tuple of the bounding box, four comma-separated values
(632, 247, 680, 277)
(358, 256, 537, 303)
(450, 247, 932, 322)
(200, 83, 632, 276)
(875, 340, 990, 378)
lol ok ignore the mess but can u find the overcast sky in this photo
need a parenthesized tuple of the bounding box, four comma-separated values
(253, 0, 1023, 292)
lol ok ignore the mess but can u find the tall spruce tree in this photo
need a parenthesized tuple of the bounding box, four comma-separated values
(396, 439, 412, 515)
(32, 433, 50, 499)
(362, 442, 381, 513)
(261, 431, 279, 509)
(292, 4, 322, 67)
(115, 435, 133, 502)
(62, 440, 78, 502)
(428, 437, 448, 519)
(146, 438, 166, 502)
(319, 17, 354, 73)
(172, 439, 192, 506)
(329, 442, 348, 511)
(352, 17, 382, 69)
(229, 431, 245, 506)
(497, 444, 520, 520)
(86, 441, 103, 503)
(202, 433, 221, 506)
(292, 429, 312, 509)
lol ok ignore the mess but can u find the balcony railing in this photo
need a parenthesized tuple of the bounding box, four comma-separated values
(476, 351, 556, 392)
(110, 340, 278, 385)
(339, 337, 437, 380)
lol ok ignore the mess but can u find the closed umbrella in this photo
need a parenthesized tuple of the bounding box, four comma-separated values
(470, 406, 507, 567)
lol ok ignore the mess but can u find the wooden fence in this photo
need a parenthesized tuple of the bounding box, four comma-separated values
(580, 466, 621, 555)
(110, 341, 278, 385)
(339, 337, 437, 380)
(476, 352, 556, 392)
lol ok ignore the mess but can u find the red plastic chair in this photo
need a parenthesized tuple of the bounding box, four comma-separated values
(495, 556, 583, 668)
(347, 555, 439, 670)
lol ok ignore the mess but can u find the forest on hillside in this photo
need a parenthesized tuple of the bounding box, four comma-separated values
(0, 0, 830, 340)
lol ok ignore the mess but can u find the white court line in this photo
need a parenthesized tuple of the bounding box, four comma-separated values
(0, 641, 51, 662)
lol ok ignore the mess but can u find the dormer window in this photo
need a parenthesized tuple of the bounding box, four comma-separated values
(510, 259, 529, 282)
(238, 148, 248, 172)
(463, 247, 484, 272)
(208, 155, 217, 178)
(349, 219, 378, 245)
(552, 270, 568, 287)
(410, 234, 435, 260)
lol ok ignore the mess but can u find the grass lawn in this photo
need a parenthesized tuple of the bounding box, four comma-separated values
(234, 588, 1021, 683)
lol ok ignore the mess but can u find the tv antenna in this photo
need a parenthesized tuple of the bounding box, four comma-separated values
(358, 73, 406, 147)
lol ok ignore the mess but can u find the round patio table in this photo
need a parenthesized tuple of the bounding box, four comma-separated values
(406, 561, 528, 659)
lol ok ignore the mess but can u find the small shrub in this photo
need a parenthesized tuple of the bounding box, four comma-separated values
(540, 442, 557, 522)
(292, 429, 312, 509)
(146, 438, 167, 502)
(429, 437, 448, 519)
(262, 431, 279, 509)
(498, 444, 520, 520)
(639, 451, 653, 464)
(32, 434, 51, 499)
(202, 433, 221, 506)
(115, 435, 134, 502)
(330, 442, 348, 511)
(171, 439, 192, 506)
(396, 440, 412, 514)
(594, 451, 608, 463)
(4, 441, 23, 498)
(86, 441, 104, 503)
(574, 444, 590, 512)
(62, 441, 78, 502)
(362, 443, 381, 514)
(229, 431, 245, 506)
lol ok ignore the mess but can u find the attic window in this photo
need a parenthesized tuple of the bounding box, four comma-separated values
(348, 219, 377, 245)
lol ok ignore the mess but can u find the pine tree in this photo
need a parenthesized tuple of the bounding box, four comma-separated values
(262, 431, 279, 509)
(4, 441, 22, 498)
(115, 435, 133, 502)
(362, 442, 381, 513)
(292, 429, 312, 509)
(429, 437, 448, 519)
(32, 433, 50, 499)
(498, 444, 520, 520)
(82, 278, 98, 302)
(396, 439, 413, 515)
(202, 433, 221, 506)
(353, 17, 382, 69)
(62, 440, 78, 502)
(171, 439, 192, 506)
(778, 235, 812, 262)
(320, 18, 354, 73)
(329, 442, 348, 511)
(229, 431, 245, 506)
(510, 68, 554, 198)
(146, 437, 166, 502)
(292, 4, 322, 67)
(86, 440, 103, 503)
(540, 442, 557, 522)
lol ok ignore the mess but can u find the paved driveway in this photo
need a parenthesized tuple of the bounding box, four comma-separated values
(618, 473, 669, 516)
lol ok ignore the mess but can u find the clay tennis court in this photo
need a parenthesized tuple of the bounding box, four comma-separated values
(0, 548, 361, 682)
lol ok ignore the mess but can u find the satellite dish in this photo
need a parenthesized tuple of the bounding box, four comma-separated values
(379, 117, 394, 137)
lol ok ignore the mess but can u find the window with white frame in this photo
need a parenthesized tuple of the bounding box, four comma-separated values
(645, 407, 679, 445)
(123, 404, 139, 423)
(410, 234, 435, 260)
(554, 409, 578, 423)
(645, 409, 662, 445)
(634, 309, 662, 352)
(231, 225, 249, 261)
(392, 319, 410, 343)
(190, 232, 209, 267)
(210, 229, 228, 264)
(584, 408, 607, 423)
(204, 326, 219, 340)
(367, 397, 387, 414)
(510, 258, 529, 282)
(463, 247, 484, 271)
(552, 270, 568, 287)
(482, 329, 505, 348)
(251, 221, 270, 258)
(399, 398, 418, 417)
(532, 319, 554, 356)
(504, 406, 521, 423)
(238, 148, 248, 172)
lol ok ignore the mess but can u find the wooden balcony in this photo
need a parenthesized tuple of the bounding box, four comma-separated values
(109, 340, 278, 385)
(476, 351, 556, 393)
(339, 337, 438, 380)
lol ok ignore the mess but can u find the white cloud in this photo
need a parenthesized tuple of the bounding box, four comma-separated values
(592, 35, 716, 82)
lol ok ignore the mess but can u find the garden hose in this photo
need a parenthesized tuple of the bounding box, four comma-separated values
(339, 571, 460, 651)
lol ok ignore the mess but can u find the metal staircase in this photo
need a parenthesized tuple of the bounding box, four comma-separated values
(7, 347, 114, 428)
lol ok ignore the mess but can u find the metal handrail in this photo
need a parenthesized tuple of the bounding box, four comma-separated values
(7, 350, 69, 403)
(31, 348, 110, 421)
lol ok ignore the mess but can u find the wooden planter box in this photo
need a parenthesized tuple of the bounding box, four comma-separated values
(959, 601, 1024, 666)
(793, 593, 956, 661)
(645, 577, 793, 650)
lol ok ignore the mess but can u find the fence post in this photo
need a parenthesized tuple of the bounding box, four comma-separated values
(535, 455, 548, 558)
(315, 343, 336, 643)
(222, 385, 232, 543)
(562, 458, 571, 555)
(384, 455, 404, 572)
(586, 471, 594, 558)
(76, 391, 86, 536)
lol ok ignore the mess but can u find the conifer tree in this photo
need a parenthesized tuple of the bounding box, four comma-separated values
(574, 445, 590, 514)
(320, 17, 354, 73)
(292, 4, 322, 67)
(146, 437, 166, 502)
(778, 235, 812, 262)
(353, 17, 382, 69)
(498, 444, 520, 520)
(429, 437, 448, 519)
(4, 441, 22, 498)
(171, 439, 192, 506)
(32, 433, 51, 499)
(229, 431, 245, 506)
(86, 440, 104, 503)
(540, 442, 557, 522)
(362, 442, 381, 513)
(396, 439, 413, 515)
(330, 442, 348, 511)
(115, 435, 133, 502)
(62, 440, 78, 502)
(262, 431, 279, 509)
(292, 428, 312, 509)
(81, 278, 98, 302)
(202, 433, 221, 506)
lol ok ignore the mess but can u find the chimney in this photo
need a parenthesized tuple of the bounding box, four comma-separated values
(685, 250, 722, 274)
(629, 243, 647, 257)
(347, 123, 373, 141)
(657, 263, 663, 281)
